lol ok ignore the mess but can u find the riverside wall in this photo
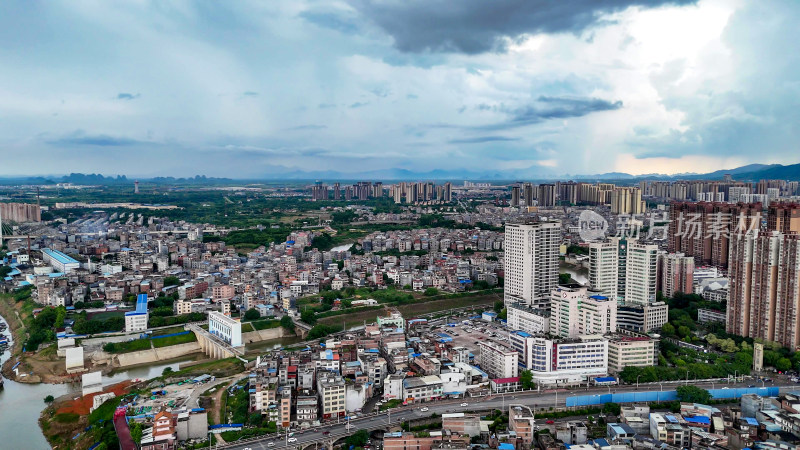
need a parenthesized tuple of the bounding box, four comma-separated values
(241, 326, 284, 344)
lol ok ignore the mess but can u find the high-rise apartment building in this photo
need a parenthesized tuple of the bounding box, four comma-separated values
(589, 239, 620, 300)
(624, 241, 659, 305)
(332, 182, 341, 200)
(768, 203, 800, 234)
(537, 184, 557, 207)
(558, 181, 579, 205)
(611, 187, 645, 215)
(504, 221, 561, 308)
(523, 183, 535, 207)
(510, 184, 521, 207)
(659, 253, 694, 298)
(727, 230, 800, 349)
(668, 201, 762, 268)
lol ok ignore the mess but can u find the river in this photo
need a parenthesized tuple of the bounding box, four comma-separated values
(330, 242, 353, 252)
(0, 314, 192, 449)
(559, 261, 589, 285)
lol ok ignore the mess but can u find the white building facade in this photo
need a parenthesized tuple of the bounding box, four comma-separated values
(208, 311, 242, 347)
(504, 221, 561, 309)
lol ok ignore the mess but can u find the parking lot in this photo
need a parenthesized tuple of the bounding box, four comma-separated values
(427, 313, 510, 356)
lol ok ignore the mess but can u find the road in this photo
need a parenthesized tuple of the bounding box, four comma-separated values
(218, 379, 794, 450)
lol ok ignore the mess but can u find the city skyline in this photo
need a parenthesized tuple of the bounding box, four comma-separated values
(2, 0, 800, 178)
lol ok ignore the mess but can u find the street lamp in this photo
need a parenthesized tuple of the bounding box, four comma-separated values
(636, 375, 641, 390)
(686, 371, 690, 385)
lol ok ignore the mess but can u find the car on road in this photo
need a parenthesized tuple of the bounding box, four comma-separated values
(460, 402, 469, 407)
(288, 437, 298, 443)
(421, 407, 429, 412)
(748, 384, 755, 388)
(722, 387, 729, 389)
(546, 420, 555, 424)
(267, 443, 275, 447)
(323, 431, 330, 436)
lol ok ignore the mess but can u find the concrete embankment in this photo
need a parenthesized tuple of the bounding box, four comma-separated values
(241, 327, 284, 343)
(104, 341, 203, 367)
(94, 327, 288, 368)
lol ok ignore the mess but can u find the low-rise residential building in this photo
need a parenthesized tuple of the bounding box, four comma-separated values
(507, 303, 550, 335)
(606, 332, 658, 372)
(478, 340, 519, 379)
(402, 375, 443, 403)
(317, 374, 346, 420)
(697, 308, 727, 325)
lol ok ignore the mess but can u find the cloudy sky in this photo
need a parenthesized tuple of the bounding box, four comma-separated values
(1, 0, 799, 178)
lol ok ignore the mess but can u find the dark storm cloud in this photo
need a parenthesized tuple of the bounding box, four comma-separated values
(448, 136, 520, 144)
(511, 96, 623, 122)
(117, 92, 140, 100)
(350, 0, 697, 53)
(468, 96, 623, 130)
(299, 11, 360, 34)
(49, 133, 143, 147)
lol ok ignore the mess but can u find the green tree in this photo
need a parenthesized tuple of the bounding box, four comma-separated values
(677, 325, 691, 338)
(493, 300, 504, 314)
(130, 422, 143, 444)
(44, 395, 55, 403)
(162, 367, 174, 376)
(243, 308, 261, 321)
(776, 357, 793, 372)
(424, 287, 439, 296)
(301, 309, 317, 325)
(346, 430, 369, 447)
(519, 370, 535, 390)
(559, 273, 571, 284)
(280, 315, 295, 332)
(676, 385, 712, 404)
(603, 402, 621, 415)
(163, 276, 181, 286)
(661, 322, 675, 335)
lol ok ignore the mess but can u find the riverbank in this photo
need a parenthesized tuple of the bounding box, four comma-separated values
(0, 292, 30, 381)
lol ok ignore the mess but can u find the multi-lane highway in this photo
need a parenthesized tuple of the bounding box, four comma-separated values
(218, 379, 794, 450)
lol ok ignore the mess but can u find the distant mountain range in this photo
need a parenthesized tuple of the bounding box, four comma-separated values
(2, 162, 799, 184)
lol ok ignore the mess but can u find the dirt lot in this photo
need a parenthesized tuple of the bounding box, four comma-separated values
(318, 294, 498, 329)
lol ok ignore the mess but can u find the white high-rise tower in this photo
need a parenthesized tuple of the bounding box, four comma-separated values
(504, 221, 561, 309)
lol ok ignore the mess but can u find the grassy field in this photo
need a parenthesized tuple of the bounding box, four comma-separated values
(152, 332, 197, 348)
(318, 294, 497, 328)
(152, 326, 187, 336)
(87, 310, 126, 321)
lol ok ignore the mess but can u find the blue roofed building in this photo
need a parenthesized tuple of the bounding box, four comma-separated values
(125, 294, 149, 332)
(42, 248, 80, 273)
